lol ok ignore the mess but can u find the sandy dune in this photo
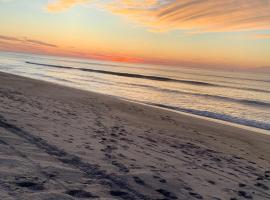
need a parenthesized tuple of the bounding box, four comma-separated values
(0, 72, 270, 200)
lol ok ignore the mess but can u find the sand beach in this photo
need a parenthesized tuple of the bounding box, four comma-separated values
(0, 72, 270, 200)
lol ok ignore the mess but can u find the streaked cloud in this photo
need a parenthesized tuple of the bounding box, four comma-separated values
(105, 0, 270, 32)
(0, 35, 21, 41)
(0, 35, 57, 47)
(46, 0, 270, 32)
(25, 39, 57, 47)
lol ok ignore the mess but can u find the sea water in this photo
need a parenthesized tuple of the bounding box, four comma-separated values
(0, 51, 269, 130)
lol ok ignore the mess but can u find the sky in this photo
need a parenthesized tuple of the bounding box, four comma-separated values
(0, 0, 270, 69)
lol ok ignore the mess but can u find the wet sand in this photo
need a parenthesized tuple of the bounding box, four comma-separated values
(0, 71, 270, 200)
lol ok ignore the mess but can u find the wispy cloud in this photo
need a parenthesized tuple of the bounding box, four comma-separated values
(105, 0, 270, 32)
(25, 39, 57, 47)
(46, 0, 270, 32)
(47, 0, 90, 12)
(254, 34, 270, 39)
(0, 35, 57, 47)
(0, 35, 21, 41)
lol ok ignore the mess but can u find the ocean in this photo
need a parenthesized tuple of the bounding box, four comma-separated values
(0, 51, 269, 131)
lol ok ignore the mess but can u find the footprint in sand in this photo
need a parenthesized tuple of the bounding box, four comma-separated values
(255, 182, 269, 190)
(15, 178, 45, 191)
(133, 176, 145, 185)
(66, 189, 98, 198)
(189, 192, 203, 199)
(156, 188, 178, 199)
(110, 190, 130, 199)
(237, 190, 253, 199)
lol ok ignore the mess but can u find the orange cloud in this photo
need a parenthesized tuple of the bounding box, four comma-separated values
(47, 0, 90, 12)
(106, 0, 270, 32)
(46, 0, 270, 32)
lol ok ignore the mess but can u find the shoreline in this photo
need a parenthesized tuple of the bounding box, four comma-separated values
(1, 71, 270, 199)
(2, 70, 269, 134)
(122, 98, 270, 135)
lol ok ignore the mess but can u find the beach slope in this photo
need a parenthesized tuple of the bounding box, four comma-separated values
(0, 72, 270, 200)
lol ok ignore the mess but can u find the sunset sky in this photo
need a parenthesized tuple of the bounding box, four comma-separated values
(0, 0, 270, 68)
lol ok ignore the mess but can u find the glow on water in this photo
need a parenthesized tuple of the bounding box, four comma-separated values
(0, 51, 270, 131)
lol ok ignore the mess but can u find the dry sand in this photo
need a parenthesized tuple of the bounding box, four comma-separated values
(0, 71, 270, 200)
